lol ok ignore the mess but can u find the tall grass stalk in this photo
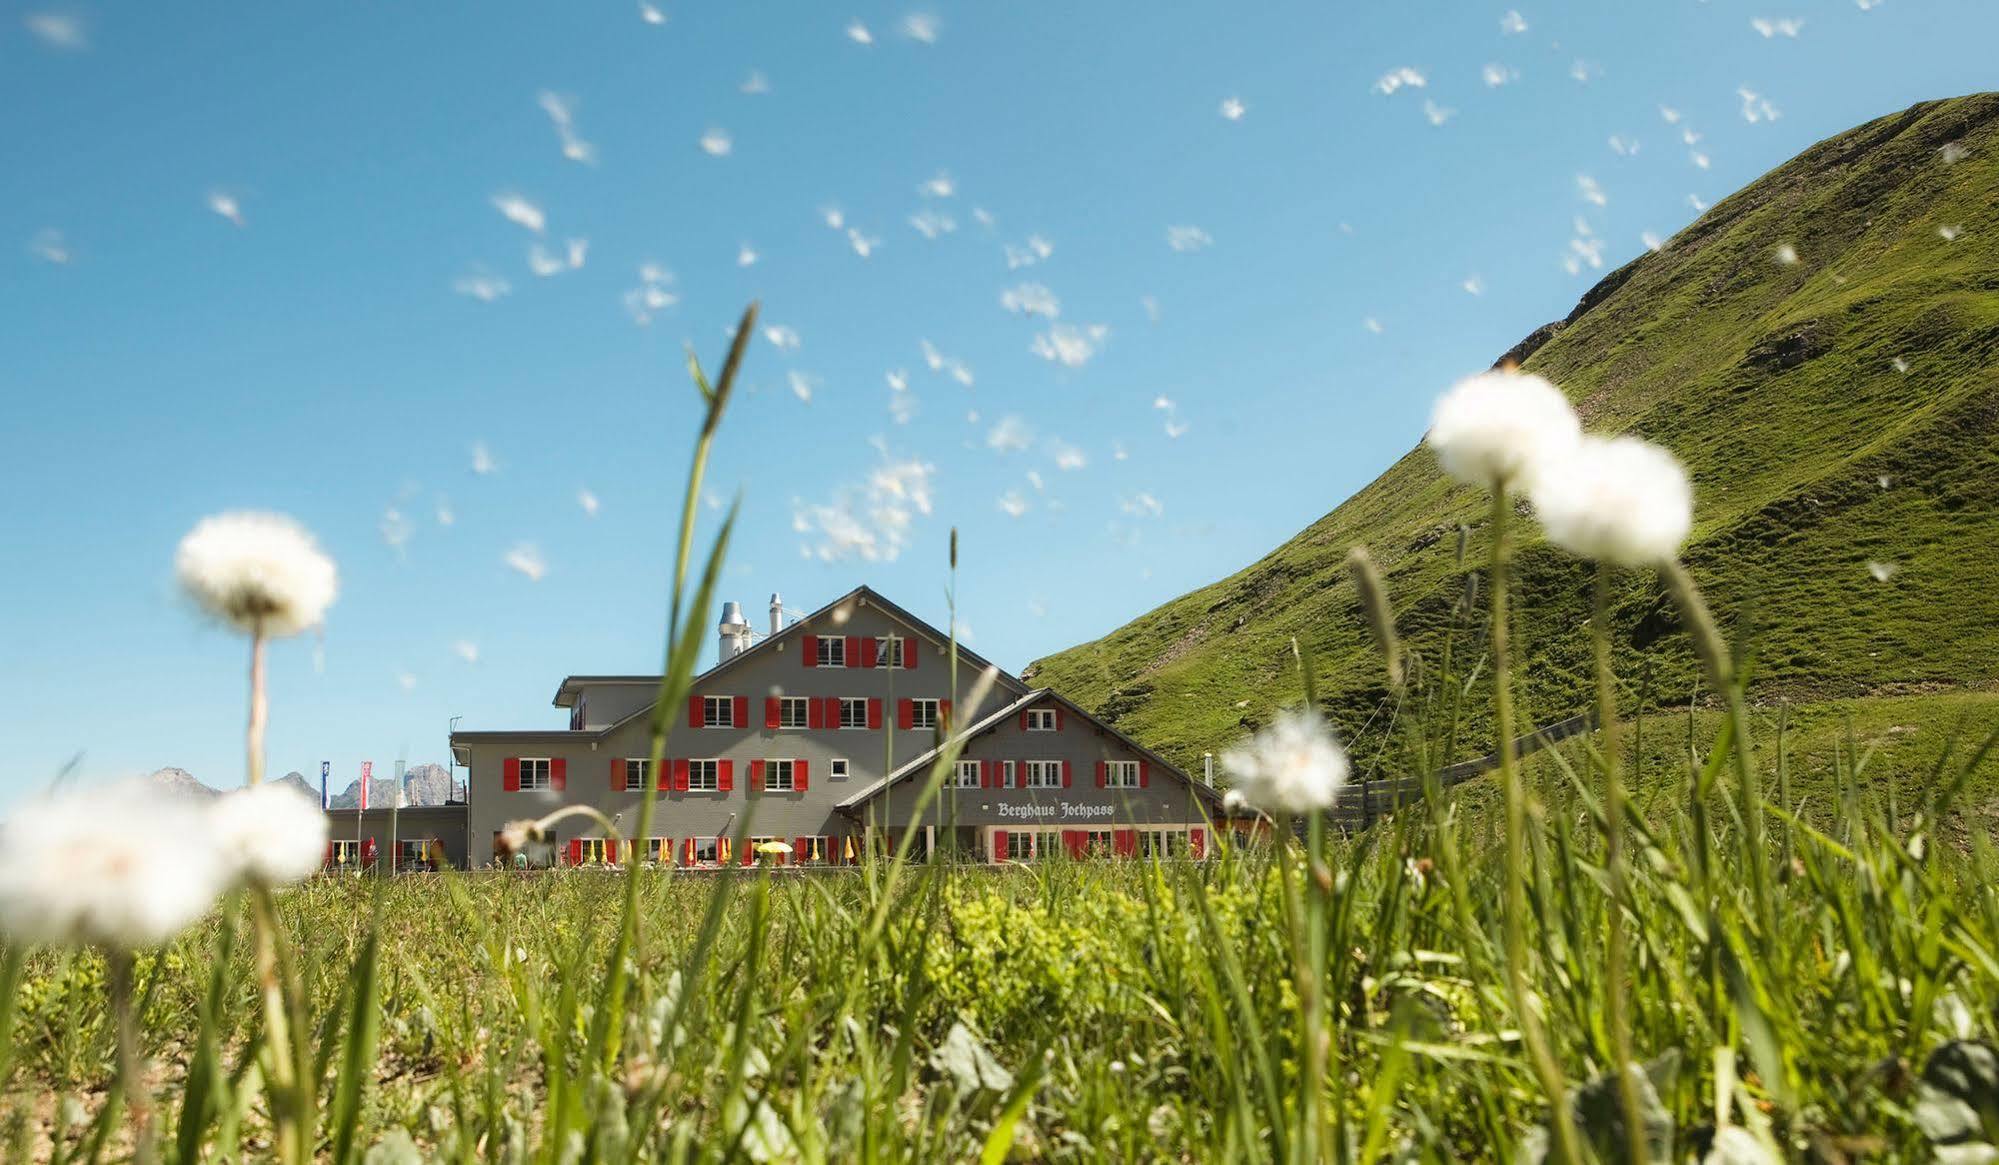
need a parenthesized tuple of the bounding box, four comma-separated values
(1486, 488, 1581, 1165)
(1593, 566, 1646, 1164)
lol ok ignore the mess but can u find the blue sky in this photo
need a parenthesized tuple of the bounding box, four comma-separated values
(2, 1, 1991, 805)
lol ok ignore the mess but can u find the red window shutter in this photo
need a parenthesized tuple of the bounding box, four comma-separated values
(795, 760, 809, 791)
(828, 697, 843, 727)
(1062, 830, 1087, 859)
(868, 698, 883, 729)
(718, 760, 734, 792)
(801, 634, 818, 667)
(1114, 829, 1136, 858)
(992, 830, 1009, 861)
(1190, 827, 1206, 858)
(844, 636, 861, 667)
(1095, 761, 1107, 789)
(606, 839, 620, 864)
(905, 643, 918, 671)
(657, 761, 671, 792)
(1062, 760, 1072, 788)
(1015, 762, 1028, 789)
(750, 760, 764, 791)
(808, 699, 824, 730)
(611, 757, 624, 790)
(567, 839, 583, 866)
(897, 699, 913, 730)
(682, 838, 694, 866)
(1018, 711, 1029, 731)
(502, 757, 521, 792)
(765, 697, 781, 730)
(1056, 707, 1066, 731)
(860, 637, 878, 668)
(1139, 761, 1151, 789)
(733, 696, 748, 729)
(981, 760, 994, 788)
(940, 700, 953, 731)
(688, 695, 703, 728)
(551, 758, 567, 791)
(673, 758, 690, 792)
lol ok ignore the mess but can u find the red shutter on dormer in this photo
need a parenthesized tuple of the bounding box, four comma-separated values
(503, 757, 521, 792)
(718, 760, 734, 792)
(905, 643, 918, 671)
(611, 758, 624, 790)
(750, 760, 765, 791)
(808, 699, 824, 730)
(1061, 760, 1072, 788)
(733, 696, 748, 729)
(897, 699, 913, 730)
(795, 760, 809, 791)
(844, 636, 861, 667)
(801, 634, 818, 667)
(1095, 760, 1107, 789)
(868, 698, 883, 729)
(860, 637, 878, 668)
(992, 830, 1008, 861)
(551, 758, 567, 791)
(688, 696, 703, 728)
(765, 697, 781, 730)
(1139, 761, 1151, 789)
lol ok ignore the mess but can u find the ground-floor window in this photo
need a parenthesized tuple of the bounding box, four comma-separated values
(574, 837, 612, 865)
(331, 839, 359, 867)
(793, 835, 830, 863)
(1140, 830, 1183, 858)
(645, 837, 673, 863)
(396, 839, 438, 870)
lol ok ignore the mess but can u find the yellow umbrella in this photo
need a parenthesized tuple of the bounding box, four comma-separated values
(843, 835, 857, 863)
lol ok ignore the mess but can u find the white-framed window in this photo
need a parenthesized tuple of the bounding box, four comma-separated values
(1084, 829, 1114, 855)
(1026, 708, 1057, 732)
(795, 835, 829, 863)
(954, 760, 982, 788)
(1005, 832, 1035, 860)
(519, 758, 552, 791)
(778, 696, 810, 729)
(830, 758, 849, 779)
(763, 759, 795, 792)
(703, 696, 734, 728)
(687, 759, 720, 792)
(331, 839, 359, 866)
(623, 759, 651, 792)
(816, 637, 846, 667)
(839, 697, 869, 729)
(577, 838, 611, 864)
(748, 835, 782, 860)
(1104, 760, 1139, 789)
(397, 840, 430, 868)
(691, 837, 719, 863)
(1025, 760, 1062, 789)
(875, 636, 905, 668)
(1140, 830, 1182, 858)
(911, 699, 941, 730)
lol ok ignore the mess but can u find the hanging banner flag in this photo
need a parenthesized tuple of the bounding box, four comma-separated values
(360, 761, 373, 810)
(319, 761, 330, 810)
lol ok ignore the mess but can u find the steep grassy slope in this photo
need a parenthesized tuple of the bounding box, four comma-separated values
(1029, 94, 1999, 774)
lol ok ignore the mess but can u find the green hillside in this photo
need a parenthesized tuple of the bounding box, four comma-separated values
(1029, 94, 1999, 779)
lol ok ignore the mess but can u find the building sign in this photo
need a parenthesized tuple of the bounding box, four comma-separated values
(996, 801, 1113, 821)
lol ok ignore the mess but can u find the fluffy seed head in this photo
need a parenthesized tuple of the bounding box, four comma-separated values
(1531, 435, 1693, 566)
(1220, 710, 1351, 815)
(0, 783, 228, 949)
(1427, 370, 1582, 492)
(209, 783, 331, 888)
(176, 512, 338, 638)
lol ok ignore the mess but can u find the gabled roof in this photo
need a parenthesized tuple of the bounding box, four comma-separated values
(833, 687, 1231, 815)
(453, 585, 1031, 746)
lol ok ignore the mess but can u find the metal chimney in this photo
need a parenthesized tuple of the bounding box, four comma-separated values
(769, 592, 783, 637)
(1203, 752, 1215, 788)
(718, 601, 750, 661)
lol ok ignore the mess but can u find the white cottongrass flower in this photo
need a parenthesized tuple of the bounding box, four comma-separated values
(1426, 370, 1581, 492)
(176, 512, 339, 638)
(1530, 435, 1694, 566)
(209, 783, 330, 888)
(1220, 709, 1350, 815)
(0, 783, 228, 948)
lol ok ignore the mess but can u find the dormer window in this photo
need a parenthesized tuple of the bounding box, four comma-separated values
(1026, 708, 1057, 732)
(816, 636, 846, 667)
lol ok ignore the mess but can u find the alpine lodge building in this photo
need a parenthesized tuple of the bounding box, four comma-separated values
(337, 586, 1229, 870)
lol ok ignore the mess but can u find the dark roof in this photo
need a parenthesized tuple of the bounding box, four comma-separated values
(833, 687, 1231, 815)
(456, 585, 1031, 748)
(552, 676, 665, 709)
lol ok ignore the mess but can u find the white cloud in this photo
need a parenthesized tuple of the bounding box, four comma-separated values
(787, 370, 819, 403)
(453, 640, 480, 664)
(1362, 317, 1384, 334)
(1219, 96, 1247, 121)
(737, 242, 759, 267)
(1048, 440, 1088, 471)
(1569, 59, 1600, 84)
(577, 489, 600, 517)
(1166, 224, 1213, 252)
(987, 415, 1033, 453)
(845, 20, 873, 45)
(1750, 17, 1804, 37)
(1688, 193, 1709, 211)
(909, 208, 956, 239)
(537, 91, 597, 164)
(207, 191, 245, 227)
(379, 508, 412, 552)
(1500, 9, 1529, 34)
(792, 445, 936, 563)
(453, 269, 512, 302)
(28, 228, 70, 264)
(622, 265, 678, 325)
(1000, 282, 1061, 318)
(471, 442, 498, 475)
(1609, 134, 1639, 157)
(1659, 105, 1682, 125)
(902, 12, 939, 43)
(919, 171, 956, 198)
(1482, 63, 1518, 87)
(918, 339, 974, 386)
(23, 11, 87, 49)
(1738, 86, 1780, 123)
(997, 491, 1030, 519)
(504, 543, 547, 582)
(1690, 150, 1711, 170)
(886, 369, 909, 392)
(1031, 323, 1108, 368)
(1373, 67, 1427, 96)
(1641, 231, 1665, 252)
(1461, 275, 1484, 296)
(398, 672, 418, 692)
(848, 228, 880, 258)
(492, 192, 545, 234)
(763, 324, 802, 352)
(1003, 234, 1054, 269)
(1422, 99, 1455, 127)
(699, 128, 733, 156)
(740, 70, 770, 95)
(1121, 492, 1164, 518)
(529, 238, 587, 276)
(1577, 174, 1607, 206)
